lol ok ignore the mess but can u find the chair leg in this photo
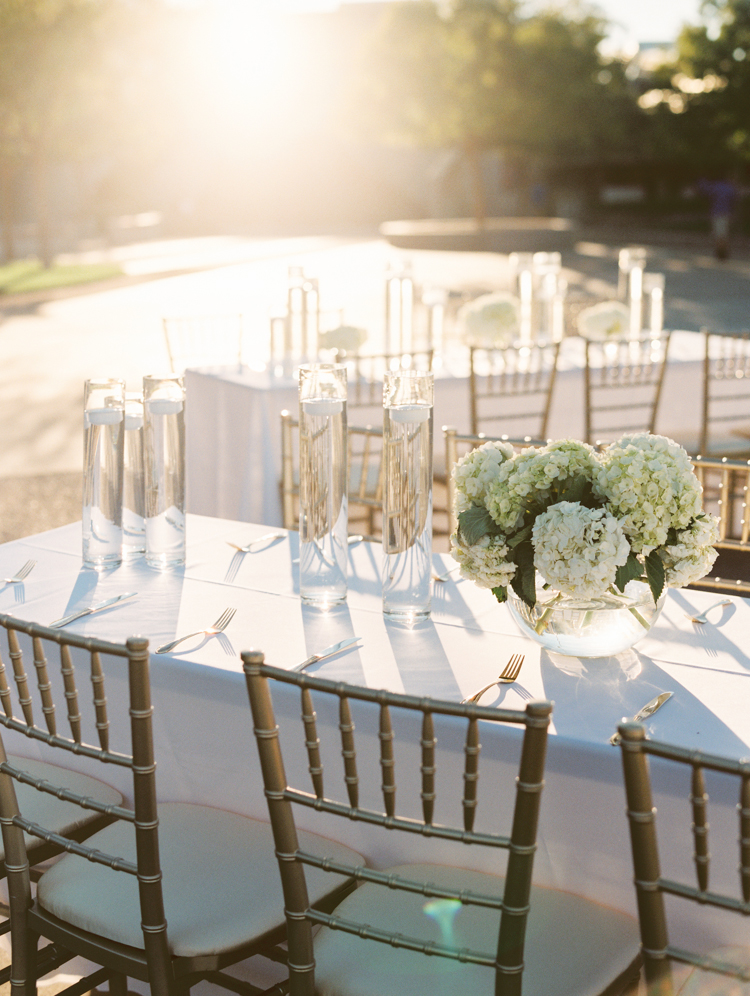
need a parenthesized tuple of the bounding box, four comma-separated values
(108, 972, 128, 996)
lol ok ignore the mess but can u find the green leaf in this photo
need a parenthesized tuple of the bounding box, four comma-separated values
(491, 586, 507, 604)
(557, 474, 588, 504)
(645, 550, 666, 603)
(457, 505, 494, 546)
(506, 523, 533, 548)
(510, 541, 536, 607)
(614, 552, 643, 593)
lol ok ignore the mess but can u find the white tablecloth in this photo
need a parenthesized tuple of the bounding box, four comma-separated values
(1, 515, 748, 957)
(185, 331, 706, 526)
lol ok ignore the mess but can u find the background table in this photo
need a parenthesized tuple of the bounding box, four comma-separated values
(185, 331, 706, 526)
(1, 515, 748, 964)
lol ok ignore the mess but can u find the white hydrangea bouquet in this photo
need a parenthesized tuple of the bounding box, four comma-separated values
(458, 292, 520, 347)
(451, 434, 719, 623)
(576, 300, 630, 340)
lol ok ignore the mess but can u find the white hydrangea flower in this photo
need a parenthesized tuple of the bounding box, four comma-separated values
(659, 514, 720, 588)
(594, 433, 703, 554)
(458, 292, 520, 346)
(576, 300, 630, 341)
(450, 532, 516, 591)
(452, 438, 516, 515)
(485, 439, 598, 531)
(531, 501, 630, 598)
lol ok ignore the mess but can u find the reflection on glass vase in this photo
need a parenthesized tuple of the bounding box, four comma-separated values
(507, 575, 665, 658)
(299, 364, 348, 606)
(382, 370, 434, 621)
(143, 374, 186, 568)
(82, 378, 125, 569)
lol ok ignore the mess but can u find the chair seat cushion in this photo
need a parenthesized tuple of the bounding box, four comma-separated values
(1, 755, 123, 862)
(312, 863, 640, 996)
(676, 945, 750, 995)
(37, 802, 363, 959)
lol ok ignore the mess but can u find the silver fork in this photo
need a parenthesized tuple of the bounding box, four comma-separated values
(461, 654, 526, 704)
(432, 565, 459, 583)
(227, 532, 286, 554)
(155, 608, 237, 654)
(2, 560, 36, 585)
(687, 599, 732, 624)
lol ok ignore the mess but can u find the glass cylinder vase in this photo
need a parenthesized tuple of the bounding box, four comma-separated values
(298, 364, 348, 605)
(82, 378, 125, 569)
(123, 392, 146, 558)
(382, 370, 434, 621)
(143, 374, 186, 568)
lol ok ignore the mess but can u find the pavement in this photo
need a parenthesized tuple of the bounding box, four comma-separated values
(2, 222, 750, 544)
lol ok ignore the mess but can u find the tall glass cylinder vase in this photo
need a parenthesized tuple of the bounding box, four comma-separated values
(123, 392, 146, 557)
(82, 378, 125, 569)
(299, 364, 348, 605)
(382, 370, 433, 621)
(143, 374, 186, 568)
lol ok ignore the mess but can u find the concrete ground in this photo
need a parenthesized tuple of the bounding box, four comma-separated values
(2, 223, 750, 546)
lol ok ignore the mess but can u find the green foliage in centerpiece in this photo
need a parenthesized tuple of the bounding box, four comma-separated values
(451, 434, 719, 608)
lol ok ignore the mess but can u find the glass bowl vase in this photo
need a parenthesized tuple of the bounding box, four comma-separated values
(507, 576, 665, 658)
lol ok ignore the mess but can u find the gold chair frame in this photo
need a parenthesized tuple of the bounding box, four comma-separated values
(618, 722, 750, 995)
(700, 329, 750, 457)
(690, 455, 750, 593)
(468, 340, 561, 439)
(334, 349, 434, 410)
(243, 651, 555, 996)
(583, 332, 671, 445)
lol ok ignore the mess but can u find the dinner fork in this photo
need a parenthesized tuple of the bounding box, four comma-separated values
(432, 565, 459, 583)
(686, 599, 732, 624)
(461, 654, 526, 704)
(2, 560, 36, 584)
(227, 532, 286, 554)
(155, 607, 237, 654)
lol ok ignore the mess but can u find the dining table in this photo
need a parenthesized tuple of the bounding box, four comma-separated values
(185, 330, 708, 526)
(0, 514, 748, 988)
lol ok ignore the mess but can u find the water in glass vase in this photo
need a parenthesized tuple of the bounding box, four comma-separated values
(82, 407, 124, 569)
(299, 397, 348, 605)
(144, 395, 185, 567)
(382, 403, 433, 620)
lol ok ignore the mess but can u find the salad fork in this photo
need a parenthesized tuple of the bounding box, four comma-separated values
(2, 560, 36, 585)
(686, 599, 732, 624)
(156, 607, 236, 654)
(461, 654, 525, 704)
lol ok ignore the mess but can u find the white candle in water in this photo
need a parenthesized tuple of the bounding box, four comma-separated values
(86, 407, 123, 426)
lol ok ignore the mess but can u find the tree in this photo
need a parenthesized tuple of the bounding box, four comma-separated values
(347, 0, 646, 223)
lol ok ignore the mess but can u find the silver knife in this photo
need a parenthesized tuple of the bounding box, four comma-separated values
(292, 636, 362, 673)
(49, 592, 138, 629)
(609, 691, 673, 745)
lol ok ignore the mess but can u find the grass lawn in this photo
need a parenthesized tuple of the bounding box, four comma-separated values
(0, 258, 123, 295)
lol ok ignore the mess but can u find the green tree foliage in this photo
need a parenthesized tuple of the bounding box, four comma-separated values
(348, 0, 655, 220)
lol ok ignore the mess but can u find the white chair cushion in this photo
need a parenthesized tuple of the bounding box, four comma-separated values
(0, 755, 123, 862)
(676, 946, 750, 995)
(37, 802, 363, 959)
(312, 863, 640, 996)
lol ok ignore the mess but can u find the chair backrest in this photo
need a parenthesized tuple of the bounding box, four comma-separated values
(0, 615, 172, 988)
(583, 331, 671, 445)
(690, 455, 750, 593)
(280, 410, 385, 542)
(243, 652, 553, 996)
(443, 427, 546, 537)
(468, 340, 561, 438)
(700, 330, 750, 457)
(162, 314, 244, 373)
(618, 721, 750, 995)
(336, 349, 434, 410)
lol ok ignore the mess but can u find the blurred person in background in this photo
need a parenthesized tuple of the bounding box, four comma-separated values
(698, 173, 739, 260)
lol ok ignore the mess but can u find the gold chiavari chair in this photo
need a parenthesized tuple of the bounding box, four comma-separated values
(618, 722, 750, 996)
(690, 455, 750, 593)
(0, 614, 361, 996)
(700, 329, 750, 457)
(335, 348, 434, 412)
(583, 332, 672, 445)
(281, 410, 384, 542)
(443, 427, 546, 538)
(468, 340, 561, 440)
(162, 314, 244, 373)
(243, 652, 642, 996)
